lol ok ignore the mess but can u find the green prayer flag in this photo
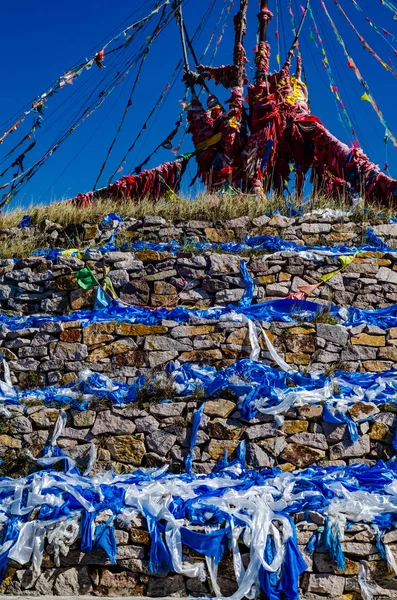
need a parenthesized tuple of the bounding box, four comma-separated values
(75, 266, 98, 290)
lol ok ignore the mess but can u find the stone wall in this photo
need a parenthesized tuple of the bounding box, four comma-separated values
(5, 514, 397, 598)
(2, 393, 394, 475)
(1, 317, 396, 389)
(2, 212, 397, 598)
(3, 215, 397, 316)
(1, 395, 397, 597)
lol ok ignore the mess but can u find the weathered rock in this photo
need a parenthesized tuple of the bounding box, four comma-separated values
(146, 430, 177, 456)
(53, 567, 93, 595)
(245, 423, 280, 440)
(88, 339, 137, 362)
(330, 435, 370, 460)
(144, 335, 191, 352)
(148, 350, 179, 368)
(150, 403, 185, 418)
(135, 415, 159, 433)
(96, 569, 144, 596)
(348, 402, 379, 421)
(10, 416, 32, 434)
(377, 266, 397, 284)
(92, 411, 136, 436)
(119, 280, 150, 305)
(147, 574, 186, 597)
(83, 322, 115, 345)
(208, 418, 246, 440)
(204, 399, 236, 418)
(50, 342, 88, 361)
(30, 408, 59, 428)
(316, 323, 349, 346)
(106, 436, 146, 465)
(72, 410, 96, 428)
(209, 254, 241, 275)
(351, 334, 385, 347)
(307, 574, 345, 596)
(70, 287, 96, 310)
(281, 444, 325, 468)
(208, 439, 239, 461)
(0, 434, 21, 449)
(288, 432, 328, 450)
(246, 442, 274, 468)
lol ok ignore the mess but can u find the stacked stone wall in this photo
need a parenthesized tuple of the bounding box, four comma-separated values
(1, 395, 397, 597)
(3, 215, 397, 316)
(2, 212, 397, 598)
(1, 318, 396, 389)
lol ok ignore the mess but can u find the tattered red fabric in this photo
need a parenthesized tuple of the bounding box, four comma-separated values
(70, 159, 187, 205)
(108, 159, 187, 200)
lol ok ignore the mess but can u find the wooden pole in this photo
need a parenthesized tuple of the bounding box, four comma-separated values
(174, 1, 196, 96)
(255, 0, 273, 78)
(259, 0, 269, 43)
(284, 0, 310, 68)
(234, 0, 249, 88)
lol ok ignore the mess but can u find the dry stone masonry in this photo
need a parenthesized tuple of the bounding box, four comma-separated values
(2, 318, 397, 388)
(3, 214, 397, 315)
(2, 212, 397, 598)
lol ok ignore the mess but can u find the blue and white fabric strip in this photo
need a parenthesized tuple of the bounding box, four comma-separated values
(1, 454, 397, 599)
(1, 360, 397, 432)
(4, 295, 397, 331)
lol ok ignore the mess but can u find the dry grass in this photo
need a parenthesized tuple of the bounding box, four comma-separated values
(0, 191, 390, 230)
(0, 192, 392, 259)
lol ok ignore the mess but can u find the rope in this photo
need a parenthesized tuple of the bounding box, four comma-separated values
(93, 5, 168, 190)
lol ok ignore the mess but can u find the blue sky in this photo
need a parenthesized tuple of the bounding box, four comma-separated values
(1, 0, 397, 208)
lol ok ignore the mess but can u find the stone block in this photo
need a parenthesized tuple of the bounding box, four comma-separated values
(96, 569, 143, 596)
(204, 399, 236, 418)
(106, 436, 146, 465)
(209, 254, 241, 275)
(119, 280, 150, 305)
(144, 335, 191, 352)
(88, 339, 137, 362)
(246, 423, 280, 440)
(208, 418, 246, 440)
(0, 435, 21, 449)
(348, 402, 379, 421)
(307, 574, 345, 596)
(208, 439, 239, 461)
(146, 430, 177, 456)
(30, 408, 59, 427)
(92, 411, 136, 436)
(54, 567, 93, 595)
(246, 442, 274, 468)
(50, 342, 88, 361)
(148, 350, 178, 368)
(288, 432, 328, 450)
(282, 443, 325, 468)
(316, 323, 349, 346)
(351, 334, 385, 347)
(330, 435, 370, 460)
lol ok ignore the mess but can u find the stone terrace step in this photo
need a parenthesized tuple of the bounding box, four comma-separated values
(2, 390, 393, 475)
(5, 212, 397, 250)
(1, 248, 397, 315)
(2, 318, 396, 388)
(1, 397, 396, 598)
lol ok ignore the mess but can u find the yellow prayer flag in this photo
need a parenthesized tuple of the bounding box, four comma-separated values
(196, 132, 223, 152)
(320, 269, 341, 283)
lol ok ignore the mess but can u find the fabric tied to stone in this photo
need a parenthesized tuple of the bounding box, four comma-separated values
(75, 266, 99, 290)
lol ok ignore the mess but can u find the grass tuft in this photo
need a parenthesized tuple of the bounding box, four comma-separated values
(0, 191, 393, 259)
